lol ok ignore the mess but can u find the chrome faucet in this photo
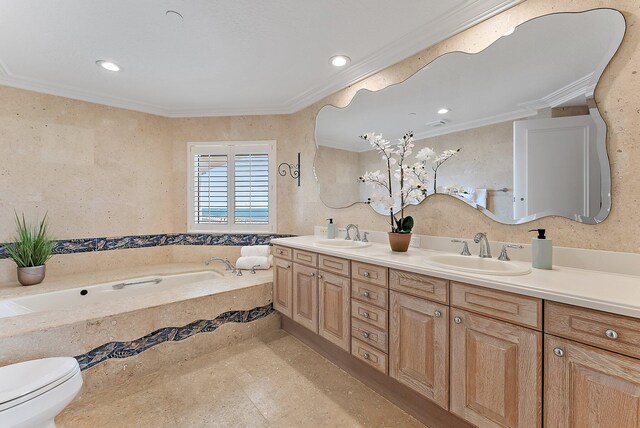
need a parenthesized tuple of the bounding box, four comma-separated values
(474, 232, 492, 258)
(451, 239, 471, 256)
(345, 224, 361, 241)
(205, 257, 236, 273)
(498, 244, 524, 261)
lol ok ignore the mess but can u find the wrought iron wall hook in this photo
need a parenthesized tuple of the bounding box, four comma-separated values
(278, 152, 301, 186)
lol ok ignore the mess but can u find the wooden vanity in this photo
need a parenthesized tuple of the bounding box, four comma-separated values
(272, 243, 640, 428)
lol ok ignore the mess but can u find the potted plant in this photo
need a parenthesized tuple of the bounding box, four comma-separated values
(360, 132, 428, 252)
(5, 213, 55, 286)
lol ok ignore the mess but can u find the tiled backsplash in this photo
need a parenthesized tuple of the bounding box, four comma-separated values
(0, 233, 295, 259)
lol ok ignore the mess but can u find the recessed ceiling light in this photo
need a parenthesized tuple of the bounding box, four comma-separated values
(330, 55, 351, 67)
(437, 108, 450, 114)
(96, 60, 121, 72)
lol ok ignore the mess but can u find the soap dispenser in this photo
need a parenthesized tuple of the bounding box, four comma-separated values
(327, 218, 336, 239)
(529, 229, 552, 270)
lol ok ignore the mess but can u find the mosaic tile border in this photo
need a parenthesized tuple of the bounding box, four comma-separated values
(0, 233, 294, 259)
(75, 303, 275, 370)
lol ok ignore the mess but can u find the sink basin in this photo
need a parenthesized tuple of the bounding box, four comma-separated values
(313, 239, 372, 249)
(425, 254, 531, 276)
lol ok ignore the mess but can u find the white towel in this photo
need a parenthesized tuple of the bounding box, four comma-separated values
(236, 255, 273, 270)
(240, 245, 271, 257)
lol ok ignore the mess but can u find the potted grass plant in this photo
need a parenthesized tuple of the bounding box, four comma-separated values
(5, 213, 55, 286)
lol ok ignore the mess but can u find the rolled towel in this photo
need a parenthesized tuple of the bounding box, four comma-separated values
(236, 255, 273, 270)
(240, 245, 271, 257)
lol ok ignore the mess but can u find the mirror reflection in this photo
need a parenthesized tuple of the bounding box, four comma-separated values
(314, 9, 625, 224)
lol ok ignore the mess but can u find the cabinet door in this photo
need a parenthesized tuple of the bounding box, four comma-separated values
(273, 258, 293, 318)
(545, 335, 640, 428)
(450, 309, 541, 428)
(292, 263, 318, 333)
(389, 291, 449, 409)
(318, 272, 350, 351)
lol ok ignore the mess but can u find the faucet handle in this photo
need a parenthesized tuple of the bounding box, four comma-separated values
(250, 265, 261, 274)
(498, 244, 525, 261)
(451, 239, 471, 256)
(362, 232, 369, 243)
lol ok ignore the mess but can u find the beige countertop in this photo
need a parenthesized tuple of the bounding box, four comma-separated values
(0, 263, 272, 338)
(272, 235, 640, 319)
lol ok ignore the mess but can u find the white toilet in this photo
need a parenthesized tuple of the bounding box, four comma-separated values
(0, 357, 83, 428)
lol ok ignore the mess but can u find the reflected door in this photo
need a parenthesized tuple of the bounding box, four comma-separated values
(513, 116, 598, 220)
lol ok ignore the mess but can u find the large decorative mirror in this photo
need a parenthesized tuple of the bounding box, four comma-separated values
(314, 9, 625, 224)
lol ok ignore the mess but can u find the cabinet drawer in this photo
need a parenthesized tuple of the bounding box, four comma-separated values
(352, 300, 388, 331)
(351, 318, 388, 352)
(351, 261, 388, 288)
(352, 338, 388, 374)
(272, 245, 292, 260)
(545, 302, 640, 359)
(389, 269, 448, 304)
(351, 281, 388, 309)
(318, 254, 350, 277)
(451, 282, 542, 330)
(293, 249, 317, 267)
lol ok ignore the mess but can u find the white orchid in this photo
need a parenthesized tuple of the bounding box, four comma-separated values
(416, 147, 435, 161)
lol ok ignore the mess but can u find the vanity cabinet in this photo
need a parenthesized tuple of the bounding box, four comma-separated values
(544, 302, 640, 427)
(389, 291, 449, 409)
(273, 243, 640, 428)
(318, 268, 350, 351)
(450, 309, 542, 428)
(292, 263, 318, 333)
(273, 257, 293, 318)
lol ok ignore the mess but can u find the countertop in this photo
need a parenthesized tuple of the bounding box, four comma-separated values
(271, 236, 640, 319)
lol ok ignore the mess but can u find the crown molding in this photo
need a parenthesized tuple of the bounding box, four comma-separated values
(0, 0, 523, 118)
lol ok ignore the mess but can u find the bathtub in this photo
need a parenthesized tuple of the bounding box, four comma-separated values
(0, 270, 221, 318)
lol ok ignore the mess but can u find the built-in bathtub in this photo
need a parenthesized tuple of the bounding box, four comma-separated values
(0, 271, 222, 318)
(0, 263, 278, 398)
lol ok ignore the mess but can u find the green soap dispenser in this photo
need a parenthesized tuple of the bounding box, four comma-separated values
(529, 229, 552, 270)
(327, 218, 336, 239)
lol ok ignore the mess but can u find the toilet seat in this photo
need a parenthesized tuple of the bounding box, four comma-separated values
(0, 357, 80, 412)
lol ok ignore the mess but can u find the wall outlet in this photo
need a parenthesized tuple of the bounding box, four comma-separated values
(410, 236, 421, 248)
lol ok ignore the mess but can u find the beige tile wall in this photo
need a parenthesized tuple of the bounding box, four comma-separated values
(1, 0, 639, 262)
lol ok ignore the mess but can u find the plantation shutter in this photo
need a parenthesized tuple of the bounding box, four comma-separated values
(193, 154, 228, 225)
(189, 142, 275, 232)
(234, 153, 270, 225)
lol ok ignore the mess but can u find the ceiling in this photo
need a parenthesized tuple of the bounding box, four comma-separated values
(315, 9, 625, 152)
(0, 0, 522, 117)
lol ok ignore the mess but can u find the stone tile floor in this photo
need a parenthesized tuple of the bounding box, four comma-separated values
(57, 329, 425, 427)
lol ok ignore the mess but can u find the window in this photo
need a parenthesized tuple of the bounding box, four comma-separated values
(188, 141, 276, 233)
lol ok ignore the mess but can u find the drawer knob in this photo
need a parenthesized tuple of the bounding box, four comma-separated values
(363, 271, 370, 277)
(318, 274, 323, 279)
(553, 347, 565, 357)
(362, 332, 370, 339)
(362, 291, 370, 298)
(310, 272, 316, 277)
(278, 250, 284, 254)
(363, 352, 370, 360)
(362, 312, 370, 318)
(285, 264, 291, 269)
(605, 329, 619, 340)
(434, 310, 442, 318)
(454, 316, 462, 324)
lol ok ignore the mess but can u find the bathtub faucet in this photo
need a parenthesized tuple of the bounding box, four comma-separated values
(205, 257, 236, 273)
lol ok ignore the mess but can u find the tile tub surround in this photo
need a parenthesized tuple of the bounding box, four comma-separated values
(0, 232, 295, 259)
(272, 235, 640, 319)
(75, 304, 274, 370)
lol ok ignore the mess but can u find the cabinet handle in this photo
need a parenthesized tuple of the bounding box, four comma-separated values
(362, 332, 370, 339)
(605, 329, 619, 340)
(278, 249, 284, 254)
(285, 264, 291, 269)
(454, 316, 462, 324)
(362, 311, 370, 318)
(363, 352, 370, 360)
(362, 291, 370, 298)
(310, 272, 316, 277)
(434, 310, 442, 318)
(318, 274, 323, 279)
(553, 347, 565, 357)
(362, 271, 370, 277)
